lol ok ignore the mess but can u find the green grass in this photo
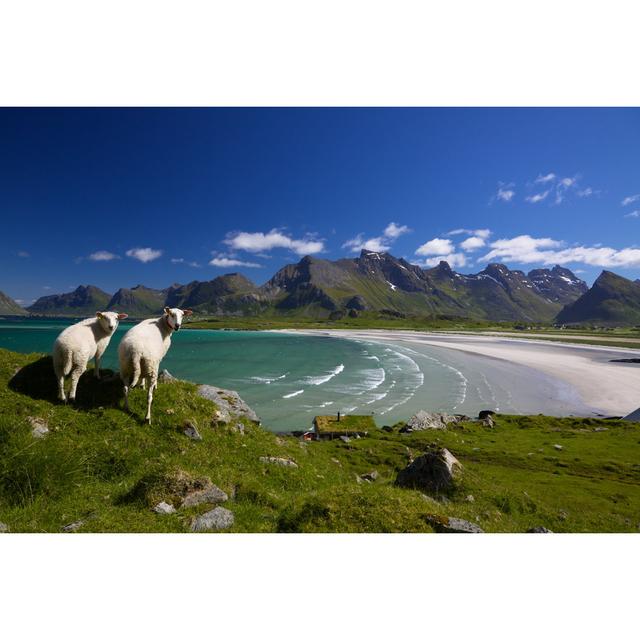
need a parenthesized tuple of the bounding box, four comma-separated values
(314, 414, 376, 434)
(1, 348, 639, 533)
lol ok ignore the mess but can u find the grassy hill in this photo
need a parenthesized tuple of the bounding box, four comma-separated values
(1, 347, 639, 533)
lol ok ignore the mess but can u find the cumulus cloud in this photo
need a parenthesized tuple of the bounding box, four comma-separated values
(125, 247, 163, 263)
(417, 253, 467, 268)
(459, 236, 486, 251)
(525, 190, 550, 204)
(495, 183, 515, 202)
(622, 194, 640, 206)
(209, 256, 261, 268)
(342, 222, 411, 253)
(480, 234, 640, 268)
(224, 229, 324, 256)
(535, 173, 556, 184)
(416, 238, 455, 256)
(624, 210, 640, 218)
(89, 250, 120, 262)
(447, 228, 491, 239)
(577, 187, 597, 198)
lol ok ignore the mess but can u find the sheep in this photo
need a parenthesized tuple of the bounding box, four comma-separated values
(52, 311, 128, 402)
(118, 307, 192, 423)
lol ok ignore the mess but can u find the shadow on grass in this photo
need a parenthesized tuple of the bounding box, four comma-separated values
(8, 355, 124, 409)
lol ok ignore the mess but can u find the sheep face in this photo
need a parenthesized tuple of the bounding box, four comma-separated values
(163, 307, 193, 331)
(96, 311, 128, 335)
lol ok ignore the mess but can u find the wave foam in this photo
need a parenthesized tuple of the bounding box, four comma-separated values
(282, 389, 304, 399)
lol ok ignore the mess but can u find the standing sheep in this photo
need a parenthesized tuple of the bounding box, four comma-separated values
(53, 311, 128, 402)
(118, 307, 192, 423)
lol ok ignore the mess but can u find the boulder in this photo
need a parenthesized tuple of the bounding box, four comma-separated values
(153, 501, 176, 515)
(359, 470, 379, 482)
(481, 415, 495, 428)
(28, 416, 49, 439)
(478, 410, 496, 420)
(259, 456, 298, 468)
(197, 384, 260, 424)
(527, 526, 553, 533)
(191, 507, 235, 532)
(395, 448, 462, 492)
(183, 421, 202, 441)
(404, 411, 459, 431)
(553, 444, 563, 451)
(426, 515, 484, 533)
(158, 369, 178, 383)
(181, 484, 228, 508)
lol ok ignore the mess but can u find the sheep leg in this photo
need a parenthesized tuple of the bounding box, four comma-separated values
(57, 374, 67, 403)
(122, 378, 130, 412)
(94, 354, 102, 379)
(140, 378, 146, 390)
(144, 375, 157, 424)
(68, 366, 84, 402)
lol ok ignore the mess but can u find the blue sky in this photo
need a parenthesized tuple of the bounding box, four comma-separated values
(1, 107, 639, 305)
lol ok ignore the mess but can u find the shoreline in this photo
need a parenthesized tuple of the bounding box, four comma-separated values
(276, 329, 640, 416)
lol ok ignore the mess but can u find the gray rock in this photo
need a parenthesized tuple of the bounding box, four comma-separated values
(465, 494, 475, 502)
(197, 384, 260, 424)
(259, 456, 298, 468)
(593, 427, 608, 432)
(28, 416, 49, 438)
(0, 522, 8, 533)
(339, 435, 351, 443)
(396, 448, 462, 492)
(181, 484, 228, 508)
(61, 514, 96, 532)
(191, 507, 234, 532)
(553, 444, 563, 451)
(481, 415, 495, 428)
(158, 369, 177, 383)
(233, 423, 245, 435)
(359, 470, 379, 482)
(426, 515, 484, 533)
(406, 411, 459, 431)
(527, 526, 553, 533)
(183, 421, 202, 441)
(478, 410, 496, 420)
(153, 501, 176, 515)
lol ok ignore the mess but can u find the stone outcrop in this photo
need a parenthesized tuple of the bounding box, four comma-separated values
(395, 448, 462, 491)
(197, 384, 260, 424)
(191, 507, 235, 532)
(426, 515, 484, 533)
(402, 411, 460, 431)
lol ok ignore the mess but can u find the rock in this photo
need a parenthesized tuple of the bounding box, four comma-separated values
(158, 369, 177, 383)
(61, 514, 96, 532)
(558, 510, 568, 520)
(465, 494, 475, 502)
(481, 415, 495, 428)
(165, 408, 175, 415)
(381, 425, 394, 433)
(527, 526, 553, 533)
(181, 484, 228, 508)
(395, 448, 462, 492)
(553, 444, 563, 451)
(197, 384, 260, 424)
(339, 435, 351, 443)
(259, 456, 298, 468)
(426, 515, 484, 533)
(405, 411, 459, 431)
(593, 427, 608, 432)
(211, 408, 231, 425)
(153, 501, 176, 515)
(359, 470, 379, 482)
(478, 410, 496, 420)
(183, 421, 202, 441)
(0, 522, 8, 533)
(191, 507, 235, 532)
(28, 416, 49, 438)
(420, 494, 439, 506)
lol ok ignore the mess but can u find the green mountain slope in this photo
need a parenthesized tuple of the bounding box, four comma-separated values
(0, 290, 28, 316)
(28, 285, 111, 316)
(556, 271, 640, 326)
(107, 285, 166, 317)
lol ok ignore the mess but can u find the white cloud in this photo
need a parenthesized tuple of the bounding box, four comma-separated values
(418, 253, 467, 268)
(416, 237, 454, 256)
(535, 173, 556, 184)
(525, 190, 550, 204)
(209, 257, 261, 268)
(447, 228, 491, 239)
(224, 229, 324, 256)
(495, 183, 515, 202)
(125, 247, 163, 263)
(89, 250, 120, 262)
(383, 222, 411, 239)
(342, 234, 391, 253)
(577, 187, 597, 197)
(624, 210, 640, 218)
(480, 234, 640, 268)
(622, 194, 640, 206)
(171, 258, 185, 264)
(460, 236, 486, 251)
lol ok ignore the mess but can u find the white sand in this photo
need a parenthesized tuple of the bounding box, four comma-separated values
(283, 329, 640, 416)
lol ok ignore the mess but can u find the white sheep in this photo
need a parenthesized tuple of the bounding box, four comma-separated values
(52, 311, 128, 402)
(118, 307, 192, 423)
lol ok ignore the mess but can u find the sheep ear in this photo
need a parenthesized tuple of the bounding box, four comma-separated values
(163, 307, 171, 314)
(96, 312, 103, 319)
(117, 313, 128, 320)
(183, 309, 193, 316)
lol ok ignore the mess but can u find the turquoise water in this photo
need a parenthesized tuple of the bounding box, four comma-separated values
(0, 318, 594, 430)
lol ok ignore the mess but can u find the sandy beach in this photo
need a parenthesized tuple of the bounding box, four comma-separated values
(284, 330, 640, 416)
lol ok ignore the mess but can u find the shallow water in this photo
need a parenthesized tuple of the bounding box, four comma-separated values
(0, 318, 595, 430)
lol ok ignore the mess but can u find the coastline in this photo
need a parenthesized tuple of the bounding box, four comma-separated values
(276, 329, 640, 416)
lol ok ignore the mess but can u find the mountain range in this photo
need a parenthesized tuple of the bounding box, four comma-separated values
(2, 249, 640, 325)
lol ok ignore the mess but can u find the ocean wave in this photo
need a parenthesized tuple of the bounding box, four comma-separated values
(282, 389, 304, 399)
(364, 392, 389, 405)
(303, 363, 345, 386)
(250, 373, 287, 385)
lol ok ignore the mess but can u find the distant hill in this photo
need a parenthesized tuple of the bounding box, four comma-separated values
(556, 271, 640, 326)
(28, 285, 111, 316)
(21, 251, 589, 322)
(0, 290, 28, 316)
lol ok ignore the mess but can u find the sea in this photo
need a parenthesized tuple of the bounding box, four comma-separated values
(0, 317, 594, 431)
